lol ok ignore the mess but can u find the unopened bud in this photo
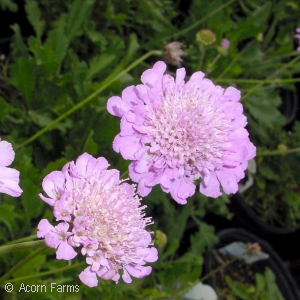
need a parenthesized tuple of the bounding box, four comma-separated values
(196, 29, 216, 46)
(154, 230, 167, 249)
(277, 144, 287, 155)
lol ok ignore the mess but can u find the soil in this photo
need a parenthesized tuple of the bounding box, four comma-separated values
(209, 250, 267, 300)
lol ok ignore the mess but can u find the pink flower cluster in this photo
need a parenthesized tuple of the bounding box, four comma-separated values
(0, 140, 22, 197)
(37, 153, 157, 287)
(107, 61, 256, 204)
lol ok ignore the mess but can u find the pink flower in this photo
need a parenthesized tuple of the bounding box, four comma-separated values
(107, 61, 256, 204)
(294, 28, 300, 51)
(0, 140, 22, 197)
(37, 153, 157, 287)
(221, 39, 230, 50)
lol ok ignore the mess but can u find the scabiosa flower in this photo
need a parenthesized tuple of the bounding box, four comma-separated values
(37, 153, 157, 287)
(294, 28, 300, 51)
(163, 41, 184, 67)
(0, 139, 22, 197)
(107, 61, 256, 204)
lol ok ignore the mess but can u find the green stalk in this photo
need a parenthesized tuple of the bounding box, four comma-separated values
(2, 262, 85, 284)
(241, 55, 300, 102)
(16, 50, 162, 150)
(215, 78, 300, 84)
(0, 240, 45, 255)
(257, 147, 300, 157)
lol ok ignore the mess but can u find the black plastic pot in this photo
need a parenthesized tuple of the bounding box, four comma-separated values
(228, 193, 300, 260)
(204, 228, 300, 300)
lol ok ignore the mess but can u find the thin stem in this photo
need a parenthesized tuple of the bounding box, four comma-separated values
(217, 41, 255, 80)
(0, 246, 47, 284)
(16, 50, 162, 150)
(166, 0, 237, 39)
(2, 262, 85, 284)
(241, 55, 300, 102)
(0, 240, 46, 255)
(1, 235, 37, 246)
(215, 78, 300, 84)
(257, 147, 300, 157)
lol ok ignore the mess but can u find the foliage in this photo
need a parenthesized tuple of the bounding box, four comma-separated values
(0, 0, 299, 298)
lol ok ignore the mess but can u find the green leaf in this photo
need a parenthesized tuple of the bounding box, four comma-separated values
(41, 158, 69, 178)
(10, 57, 36, 106)
(190, 222, 218, 255)
(45, 26, 69, 68)
(0, 97, 9, 119)
(25, 0, 45, 40)
(28, 110, 53, 127)
(83, 130, 99, 155)
(0, 0, 18, 12)
(64, 0, 95, 41)
(10, 24, 28, 57)
(87, 54, 117, 80)
(162, 240, 179, 260)
(0, 204, 19, 237)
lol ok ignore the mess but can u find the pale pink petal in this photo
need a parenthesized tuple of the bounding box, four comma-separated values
(56, 241, 77, 260)
(141, 61, 166, 88)
(125, 264, 152, 279)
(0, 141, 14, 167)
(37, 219, 55, 238)
(79, 267, 98, 287)
(0, 167, 22, 197)
(107, 96, 130, 117)
(42, 171, 65, 200)
(200, 171, 222, 198)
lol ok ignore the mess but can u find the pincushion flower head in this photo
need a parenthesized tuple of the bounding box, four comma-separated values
(107, 61, 256, 204)
(0, 139, 22, 197)
(37, 153, 158, 287)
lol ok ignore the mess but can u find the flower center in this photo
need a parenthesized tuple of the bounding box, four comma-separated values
(144, 87, 230, 175)
(72, 176, 152, 266)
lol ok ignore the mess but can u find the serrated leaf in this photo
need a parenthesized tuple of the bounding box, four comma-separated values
(65, 0, 95, 41)
(10, 24, 28, 57)
(0, 0, 18, 11)
(87, 54, 117, 80)
(25, 0, 45, 40)
(244, 88, 285, 132)
(45, 26, 69, 68)
(10, 57, 36, 106)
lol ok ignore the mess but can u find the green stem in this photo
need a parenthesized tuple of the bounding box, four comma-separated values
(257, 147, 300, 157)
(1, 235, 37, 246)
(215, 78, 300, 84)
(241, 55, 300, 102)
(16, 50, 162, 150)
(166, 0, 237, 39)
(2, 262, 85, 284)
(0, 240, 46, 255)
(0, 246, 47, 284)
